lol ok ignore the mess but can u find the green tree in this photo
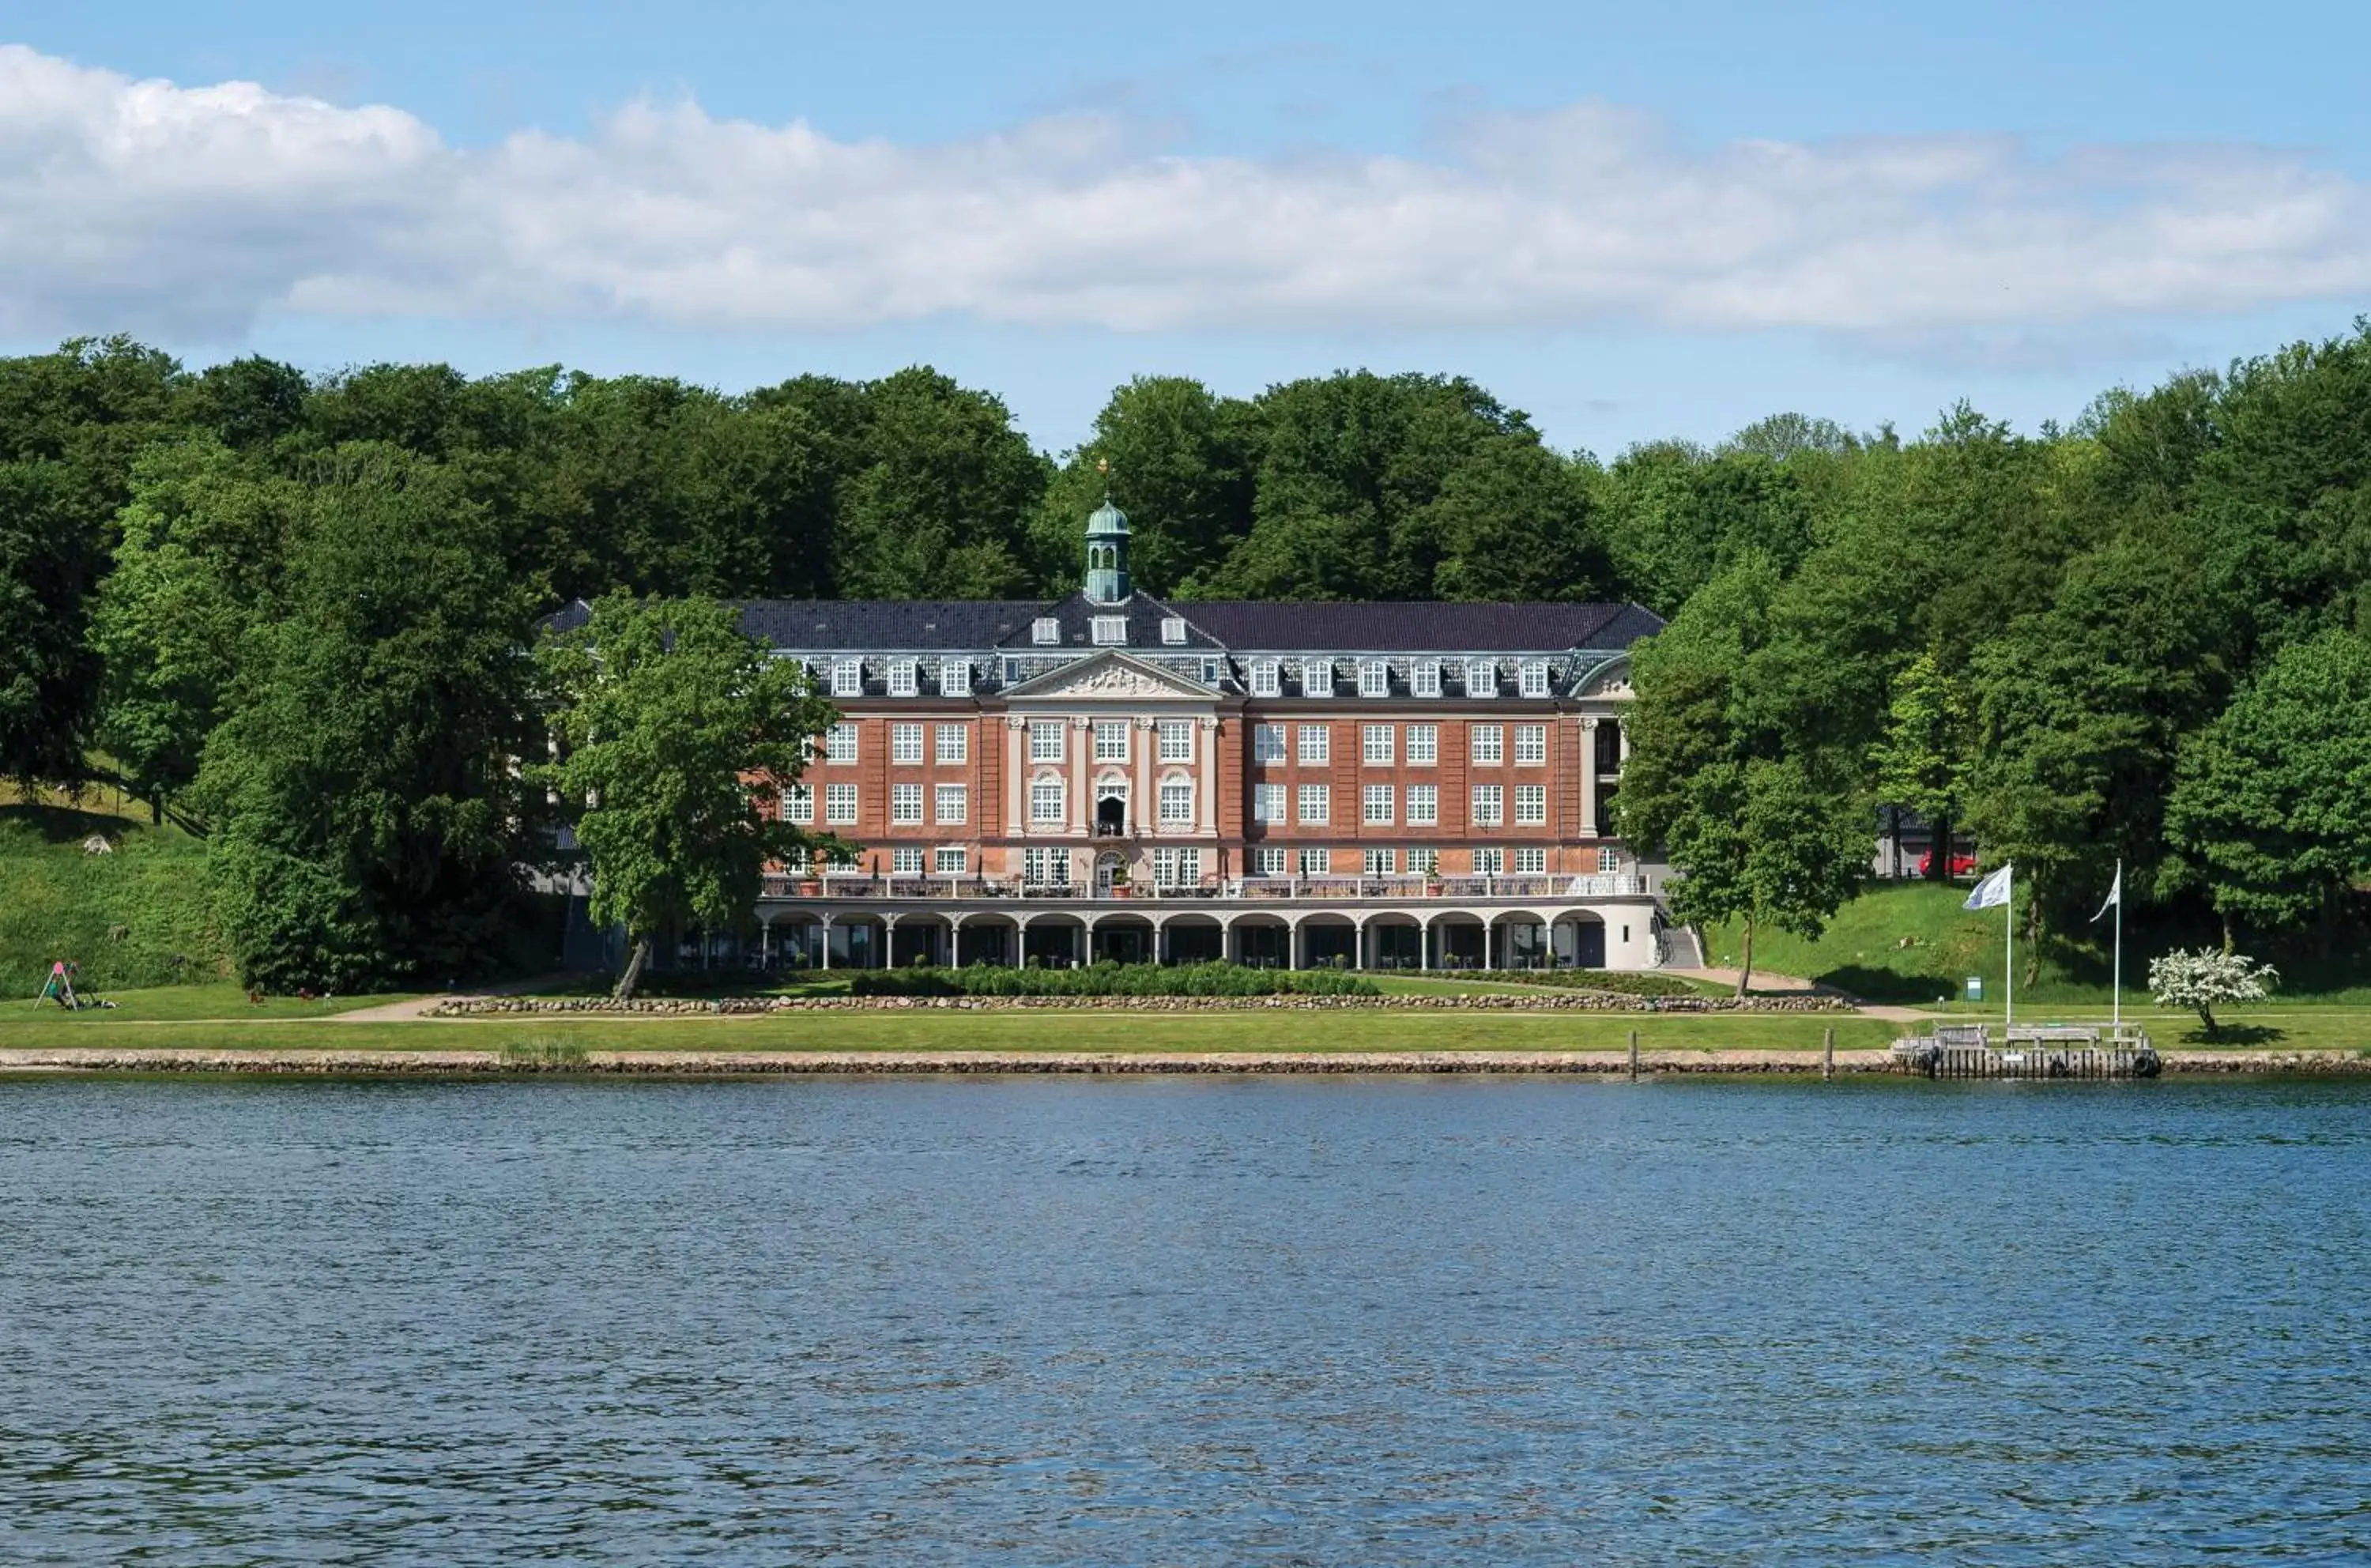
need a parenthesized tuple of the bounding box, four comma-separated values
(92, 440, 305, 819)
(825, 368, 1049, 599)
(535, 594, 840, 1000)
(1870, 650, 1973, 880)
(192, 446, 545, 990)
(2166, 630, 2371, 947)
(1027, 376, 1257, 595)
(1617, 560, 1868, 993)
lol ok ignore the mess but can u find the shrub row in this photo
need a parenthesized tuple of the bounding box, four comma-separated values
(1400, 968, 1701, 997)
(846, 960, 1378, 998)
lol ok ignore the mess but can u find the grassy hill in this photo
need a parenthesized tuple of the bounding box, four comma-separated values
(0, 793, 230, 1000)
(1703, 880, 2371, 1006)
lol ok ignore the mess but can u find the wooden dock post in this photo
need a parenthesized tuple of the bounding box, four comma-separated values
(1628, 1027, 1640, 1081)
(1823, 1025, 1834, 1080)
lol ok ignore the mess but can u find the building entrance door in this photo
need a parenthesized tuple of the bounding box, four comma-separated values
(1094, 852, 1125, 895)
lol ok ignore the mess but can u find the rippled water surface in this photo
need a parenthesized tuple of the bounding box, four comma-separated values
(2, 1074, 2367, 1565)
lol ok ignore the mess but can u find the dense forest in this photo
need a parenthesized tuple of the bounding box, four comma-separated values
(3, 324, 2369, 989)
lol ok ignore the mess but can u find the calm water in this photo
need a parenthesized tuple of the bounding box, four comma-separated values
(2, 1075, 2366, 1566)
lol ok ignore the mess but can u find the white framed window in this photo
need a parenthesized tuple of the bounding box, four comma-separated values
(1253, 723, 1286, 763)
(1470, 783, 1503, 826)
(1515, 783, 1547, 825)
(1472, 847, 1504, 875)
(1363, 784, 1394, 825)
(779, 783, 812, 824)
(824, 722, 858, 765)
(1023, 847, 1066, 884)
(1152, 847, 1202, 886)
(1031, 778, 1065, 823)
(1303, 658, 1334, 697)
(824, 783, 858, 824)
(1519, 660, 1551, 699)
(1408, 847, 1439, 876)
(1515, 723, 1547, 764)
(936, 784, 967, 824)
(1029, 721, 1065, 763)
(1161, 616, 1187, 645)
(830, 658, 862, 698)
(1250, 658, 1280, 697)
(1298, 784, 1330, 824)
(1364, 847, 1397, 875)
(940, 658, 971, 696)
(1406, 724, 1438, 765)
(1253, 782, 1286, 823)
(891, 722, 923, 764)
(1093, 720, 1129, 763)
(1253, 847, 1288, 876)
(1412, 659, 1442, 699)
(936, 724, 968, 764)
(1359, 659, 1389, 697)
(888, 658, 918, 697)
(1298, 847, 1331, 876)
(1159, 780, 1193, 823)
(1470, 725, 1503, 765)
(1406, 784, 1438, 824)
(935, 847, 968, 875)
(1032, 617, 1060, 645)
(1362, 724, 1393, 765)
(1091, 616, 1127, 646)
(891, 847, 925, 875)
(1513, 846, 1547, 874)
(1158, 719, 1194, 763)
(1298, 725, 1330, 764)
(1597, 846, 1622, 874)
(890, 783, 923, 824)
(1201, 658, 1221, 684)
(1467, 658, 1496, 697)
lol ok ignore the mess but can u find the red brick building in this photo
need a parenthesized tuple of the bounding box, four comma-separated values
(750, 496, 1665, 970)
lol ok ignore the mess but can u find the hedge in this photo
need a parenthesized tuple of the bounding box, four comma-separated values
(848, 960, 1378, 997)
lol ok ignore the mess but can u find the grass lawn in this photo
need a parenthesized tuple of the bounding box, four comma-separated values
(1706, 880, 2371, 1007)
(1917, 1000, 2371, 1053)
(3, 983, 422, 1023)
(0, 1004, 1899, 1055)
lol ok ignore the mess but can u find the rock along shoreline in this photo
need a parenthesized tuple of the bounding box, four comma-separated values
(2, 1047, 2364, 1076)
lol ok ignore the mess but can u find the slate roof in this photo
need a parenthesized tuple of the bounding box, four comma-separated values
(549, 594, 1662, 656)
(1167, 600, 1658, 652)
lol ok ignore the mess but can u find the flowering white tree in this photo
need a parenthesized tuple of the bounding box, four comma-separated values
(2148, 948, 2279, 1038)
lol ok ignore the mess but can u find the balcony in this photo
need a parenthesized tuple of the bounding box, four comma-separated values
(760, 873, 1650, 903)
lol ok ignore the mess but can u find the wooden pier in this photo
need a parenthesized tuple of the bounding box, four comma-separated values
(1891, 1023, 2159, 1080)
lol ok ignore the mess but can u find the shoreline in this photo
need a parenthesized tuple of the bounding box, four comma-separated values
(3, 1046, 2365, 1076)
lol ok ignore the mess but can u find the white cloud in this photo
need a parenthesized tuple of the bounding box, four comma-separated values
(3, 43, 2367, 347)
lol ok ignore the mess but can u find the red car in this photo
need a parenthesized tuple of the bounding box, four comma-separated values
(1920, 850, 1977, 876)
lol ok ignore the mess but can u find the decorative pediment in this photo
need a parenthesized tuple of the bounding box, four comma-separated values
(1005, 650, 1215, 703)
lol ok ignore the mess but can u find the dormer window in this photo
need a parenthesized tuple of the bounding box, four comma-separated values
(830, 658, 862, 698)
(1201, 658, 1221, 685)
(1161, 616, 1187, 645)
(1467, 658, 1497, 698)
(1303, 658, 1333, 698)
(940, 658, 971, 696)
(1250, 658, 1280, 698)
(1519, 660, 1551, 699)
(1412, 659, 1442, 699)
(1032, 617, 1060, 645)
(1091, 616, 1127, 646)
(1358, 659, 1389, 697)
(888, 658, 918, 697)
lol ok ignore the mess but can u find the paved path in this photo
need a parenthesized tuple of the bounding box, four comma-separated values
(332, 973, 589, 1023)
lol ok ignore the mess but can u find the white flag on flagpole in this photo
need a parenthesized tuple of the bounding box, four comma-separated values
(1963, 864, 2014, 911)
(2091, 865, 2121, 923)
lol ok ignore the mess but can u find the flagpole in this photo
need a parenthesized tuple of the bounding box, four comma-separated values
(2112, 858, 2123, 1035)
(2004, 864, 2015, 1034)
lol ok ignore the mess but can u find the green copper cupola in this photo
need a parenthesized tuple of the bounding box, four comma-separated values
(1084, 472, 1130, 604)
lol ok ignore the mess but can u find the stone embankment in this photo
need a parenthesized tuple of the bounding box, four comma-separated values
(4, 1047, 2364, 1076)
(429, 992, 1852, 1017)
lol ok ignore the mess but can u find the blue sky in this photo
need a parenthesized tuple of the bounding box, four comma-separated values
(6, 2, 2369, 455)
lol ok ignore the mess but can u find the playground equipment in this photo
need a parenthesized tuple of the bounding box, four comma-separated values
(33, 961, 115, 1011)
